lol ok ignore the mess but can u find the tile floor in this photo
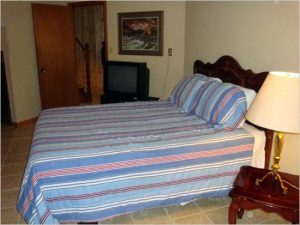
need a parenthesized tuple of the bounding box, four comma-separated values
(1, 123, 290, 224)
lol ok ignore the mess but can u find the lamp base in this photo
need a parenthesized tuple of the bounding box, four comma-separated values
(255, 171, 288, 195)
(255, 131, 288, 195)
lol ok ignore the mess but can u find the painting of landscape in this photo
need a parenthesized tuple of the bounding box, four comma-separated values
(118, 11, 163, 56)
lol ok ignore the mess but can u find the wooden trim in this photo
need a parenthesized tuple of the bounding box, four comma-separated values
(103, 1, 108, 61)
(11, 117, 38, 128)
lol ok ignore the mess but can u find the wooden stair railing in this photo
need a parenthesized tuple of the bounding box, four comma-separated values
(75, 38, 91, 103)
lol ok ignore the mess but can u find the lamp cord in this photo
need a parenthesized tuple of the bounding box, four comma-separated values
(282, 180, 300, 191)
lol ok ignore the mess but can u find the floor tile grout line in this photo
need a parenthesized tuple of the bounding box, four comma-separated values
(5, 137, 33, 141)
(202, 211, 216, 224)
(195, 196, 230, 212)
(129, 207, 173, 225)
(256, 216, 286, 224)
(18, 214, 22, 224)
(163, 207, 172, 221)
(2, 186, 21, 190)
(2, 162, 27, 165)
(1, 206, 18, 210)
(193, 200, 201, 209)
(163, 201, 204, 221)
(163, 207, 176, 225)
(1, 141, 12, 163)
(198, 204, 229, 213)
(129, 213, 136, 224)
(193, 200, 206, 214)
(168, 210, 209, 222)
(1, 187, 21, 192)
(2, 174, 25, 178)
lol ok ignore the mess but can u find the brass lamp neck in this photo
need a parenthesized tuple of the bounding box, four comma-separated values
(272, 131, 285, 172)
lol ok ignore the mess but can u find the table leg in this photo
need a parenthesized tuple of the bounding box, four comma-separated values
(237, 208, 244, 219)
(228, 200, 239, 224)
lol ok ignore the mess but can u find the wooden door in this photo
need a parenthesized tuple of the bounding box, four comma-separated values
(32, 3, 80, 109)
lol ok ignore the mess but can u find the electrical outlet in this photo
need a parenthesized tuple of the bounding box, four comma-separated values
(168, 48, 172, 56)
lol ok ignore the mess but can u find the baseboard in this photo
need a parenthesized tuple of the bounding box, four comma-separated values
(11, 117, 38, 128)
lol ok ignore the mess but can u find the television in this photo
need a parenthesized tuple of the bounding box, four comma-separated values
(104, 61, 150, 98)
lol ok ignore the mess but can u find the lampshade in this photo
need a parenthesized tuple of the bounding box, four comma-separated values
(246, 71, 300, 133)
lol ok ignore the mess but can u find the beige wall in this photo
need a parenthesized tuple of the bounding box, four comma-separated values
(275, 133, 300, 175)
(2, 1, 299, 174)
(184, 1, 299, 74)
(106, 1, 186, 99)
(1, 1, 41, 122)
(184, 1, 299, 175)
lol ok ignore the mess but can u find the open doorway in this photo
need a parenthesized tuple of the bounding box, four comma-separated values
(71, 2, 107, 104)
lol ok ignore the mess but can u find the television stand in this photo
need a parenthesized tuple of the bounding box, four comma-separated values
(100, 94, 159, 104)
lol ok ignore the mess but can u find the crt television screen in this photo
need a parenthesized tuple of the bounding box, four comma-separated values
(107, 65, 137, 94)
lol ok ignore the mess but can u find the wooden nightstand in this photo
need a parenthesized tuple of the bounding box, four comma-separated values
(228, 166, 299, 224)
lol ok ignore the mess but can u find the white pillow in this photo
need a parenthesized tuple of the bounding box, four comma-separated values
(238, 86, 257, 109)
(194, 73, 223, 83)
(236, 86, 257, 127)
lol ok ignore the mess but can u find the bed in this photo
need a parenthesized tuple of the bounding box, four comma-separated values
(17, 55, 273, 224)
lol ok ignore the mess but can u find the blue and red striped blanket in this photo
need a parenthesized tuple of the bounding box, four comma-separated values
(17, 101, 254, 224)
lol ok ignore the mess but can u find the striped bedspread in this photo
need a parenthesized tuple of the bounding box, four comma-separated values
(17, 101, 254, 224)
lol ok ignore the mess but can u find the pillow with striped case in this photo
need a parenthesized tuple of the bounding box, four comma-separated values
(169, 74, 221, 112)
(189, 81, 247, 129)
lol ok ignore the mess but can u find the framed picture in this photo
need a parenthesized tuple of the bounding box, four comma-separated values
(118, 11, 163, 56)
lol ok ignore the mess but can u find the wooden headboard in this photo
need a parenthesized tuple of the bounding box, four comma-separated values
(193, 55, 272, 169)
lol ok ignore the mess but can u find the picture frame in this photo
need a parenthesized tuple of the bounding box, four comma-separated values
(118, 11, 163, 56)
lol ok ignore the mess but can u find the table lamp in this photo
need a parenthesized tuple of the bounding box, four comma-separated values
(246, 71, 299, 194)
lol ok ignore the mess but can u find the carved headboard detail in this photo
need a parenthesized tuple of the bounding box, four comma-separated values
(193, 55, 268, 92)
(193, 55, 272, 169)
